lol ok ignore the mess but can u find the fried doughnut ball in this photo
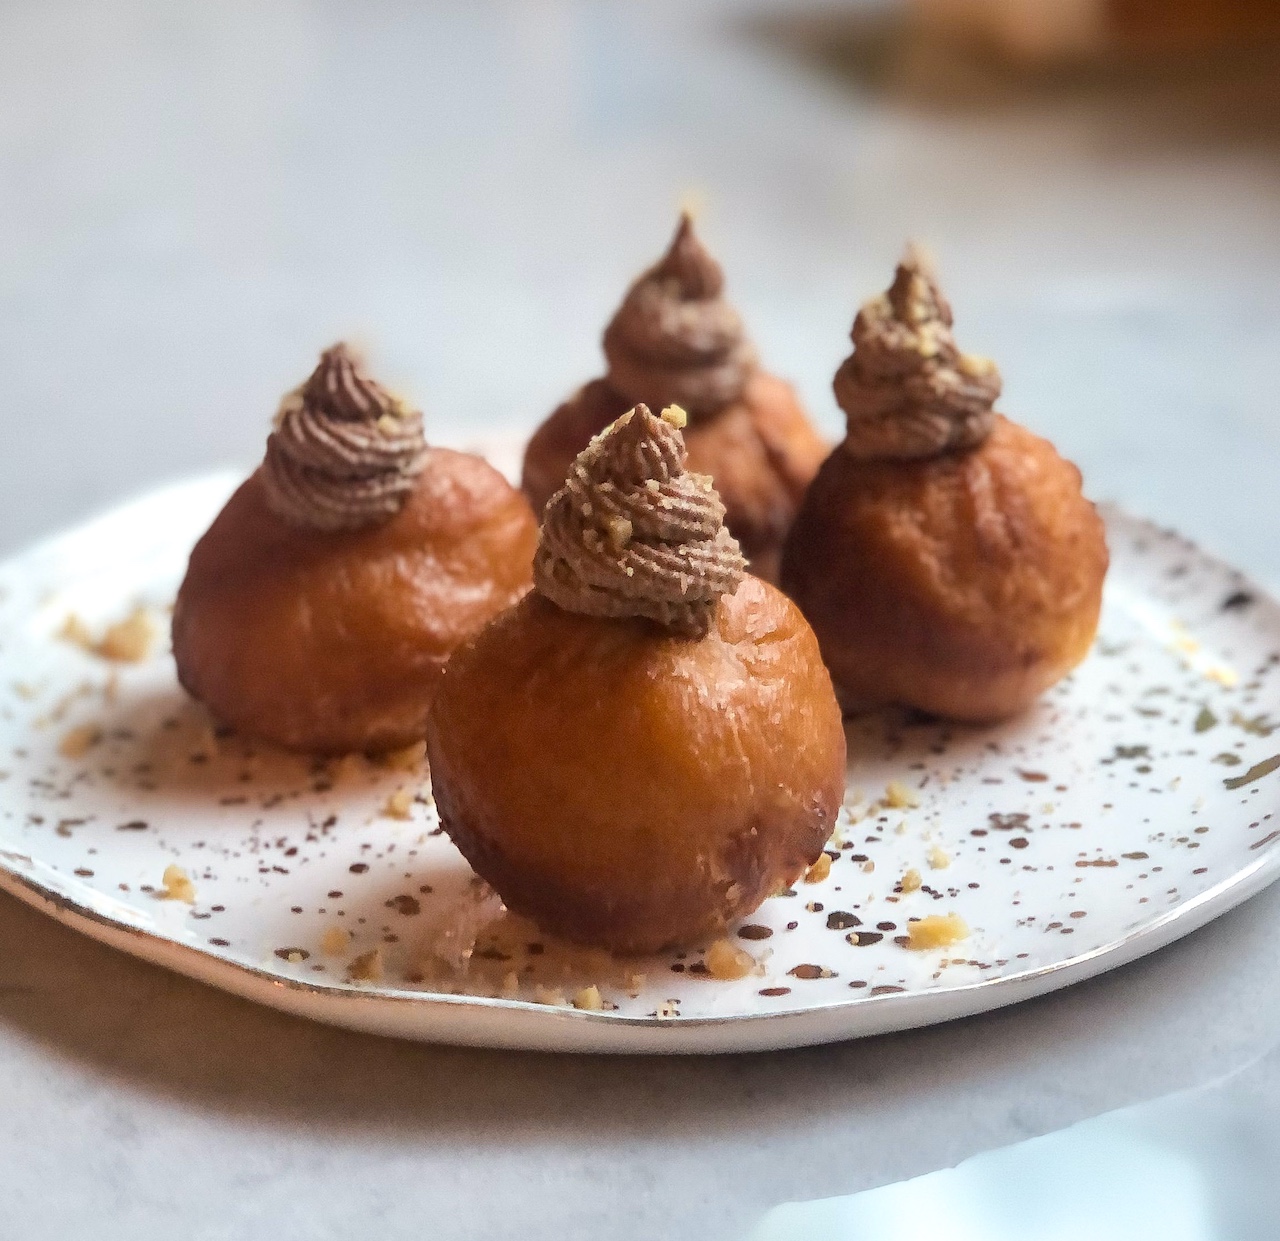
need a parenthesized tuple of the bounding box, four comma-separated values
(781, 417, 1108, 722)
(522, 372, 826, 582)
(173, 449, 538, 754)
(424, 577, 847, 955)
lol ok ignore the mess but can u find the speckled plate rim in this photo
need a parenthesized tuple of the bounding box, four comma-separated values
(2, 812, 1278, 1054)
(1, 480, 1280, 1054)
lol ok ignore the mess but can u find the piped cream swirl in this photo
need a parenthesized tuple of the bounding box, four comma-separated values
(262, 343, 426, 530)
(602, 215, 757, 421)
(834, 246, 1002, 460)
(534, 404, 747, 637)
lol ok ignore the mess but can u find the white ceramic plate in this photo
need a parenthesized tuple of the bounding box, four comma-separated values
(2, 465, 1280, 1054)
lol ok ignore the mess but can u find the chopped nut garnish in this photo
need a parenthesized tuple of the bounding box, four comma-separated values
(321, 926, 350, 957)
(884, 780, 920, 809)
(572, 985, 604, 1011)
(804, 852, 832, 884)
(58, 613, 94, 648)
(58, 722, 101, 759)
(927, 845, 951, 870)
(160, 864, 196, 905)
(705, 939, 755, 981)
(382, 786, 416, 819)
(379, 740, 426, 772)
(605, 516, 634, 549)
(900, 867, 922, 893)
(906, 913, 969, 951)
(93, 607, 158, 663)
(347, 948, 384, 982)
(660, 404, 688, 429)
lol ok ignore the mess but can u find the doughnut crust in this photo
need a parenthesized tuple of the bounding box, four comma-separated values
(173, 448, 537, 754)
(424, 576, 847, 954)
(521, 371, 827, 581)
(781, 416, 1108, 722)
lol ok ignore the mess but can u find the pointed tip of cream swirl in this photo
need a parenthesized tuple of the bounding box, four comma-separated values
(651, 213, 725, 301)
(534, 403, 746, 638)
(601, 216, 756, 420)
(833, 245, 1002, 461)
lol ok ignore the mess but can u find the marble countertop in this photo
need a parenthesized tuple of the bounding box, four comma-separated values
(2, 1, 1279, 1236)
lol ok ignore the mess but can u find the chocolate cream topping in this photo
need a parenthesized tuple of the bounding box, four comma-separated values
(833, 246, 1002, 460)
(602, 214, 757, 421)
(534, 404, 747, 637)
(261, 343, 426, 531)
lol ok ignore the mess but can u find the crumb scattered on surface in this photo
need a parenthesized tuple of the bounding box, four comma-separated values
(65, 607, 158, 663)
(160, 864, 196, 904)
(347, 948, 384, 982)
(534, 985, 567, 1006)
(906, 913, 969, 951)
(705, 938, 755, 981)
(321, 926, 350, 957)
(928, 845, 951, 870)
(379, 741, 426, 772)
(655, 999, 679, 1019)
(862, 860, 875, 873)
(333, 753, 366, 783)
(804, 852, 832, 884)
(572, 985, 604, 1011)
(884, 780, 920, 809)
(382, 786, 416, 819)
(900, 867, 922, 893)
(58, 614, 94, 649)
(58, 722, 101, 759)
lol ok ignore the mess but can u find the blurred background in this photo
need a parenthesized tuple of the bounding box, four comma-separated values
(3, 5, 1280, 1238)
(1, 0, 1278, 568)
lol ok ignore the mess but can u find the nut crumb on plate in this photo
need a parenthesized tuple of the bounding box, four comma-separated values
(62, 607, 158, 663)
(58, 722, 101, 759)
(804, 852, 832, 884)
(906, 913, 969, 950)
(705, 938, 755, 980)
(347, 947, 384, 982)
(884, 780, 920, 809)
(382, 786, 416, 819)
(160, 864, 196, 904)
(379, 741, 426, 772)
(572, 985, 604, 1011)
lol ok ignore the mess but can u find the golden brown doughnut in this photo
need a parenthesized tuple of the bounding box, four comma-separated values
(173, 345, 537, 753)
(521, 215, 827, 579)
(783, 416, 1107, 721)
(428, 405, 846, 953)
(781, 249, 1108, 721)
